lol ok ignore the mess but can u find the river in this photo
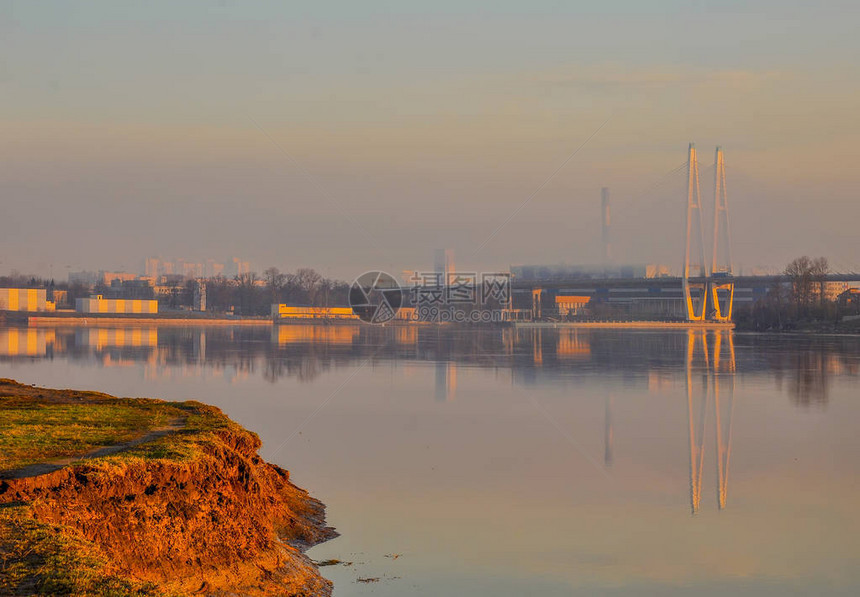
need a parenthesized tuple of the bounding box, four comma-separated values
(1, 324, 858, 596)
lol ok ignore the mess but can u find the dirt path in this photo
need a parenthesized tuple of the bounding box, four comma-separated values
(0, 417, 186, 480)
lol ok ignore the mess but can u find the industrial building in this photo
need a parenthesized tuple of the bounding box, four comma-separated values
(555, 295, 591, 318)
(511, 263, 674, 282)
(272, 304, 416, 322)
(434, 248, 455, 283)
(75, 295, 158, 314)
(272, 305, 358, 320)
(838, 288, 860, 307)
(0, 288, 47, 312)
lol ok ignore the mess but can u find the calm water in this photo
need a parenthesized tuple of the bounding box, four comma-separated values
(2, 324, 859, 596)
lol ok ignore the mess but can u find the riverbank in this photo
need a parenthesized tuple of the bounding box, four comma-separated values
(27, 315, 273, 327)
(733, 316, 860, 334)
(0, 380, 335, 596)
(514, 320, 735, 330)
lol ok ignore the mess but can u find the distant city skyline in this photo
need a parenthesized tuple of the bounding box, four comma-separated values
(62, 256, 252, 284)
(2, 2, 859, 280)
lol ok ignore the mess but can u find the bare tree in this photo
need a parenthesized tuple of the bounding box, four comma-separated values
(263, 267, 287, 304)
(785, 256, 814, 307)
(810, 257, 830, 305)
(292, 268, 323, 305)
(235, 272, 261, 315)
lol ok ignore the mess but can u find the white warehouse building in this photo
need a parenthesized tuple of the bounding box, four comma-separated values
(0, 288, 47, 312)
(75, 295, 158, 314)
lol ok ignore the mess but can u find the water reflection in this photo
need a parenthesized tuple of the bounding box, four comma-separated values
(603, 392, 614, 467)
(434, 361, 457, 402)
(3, 324, 860, 594)
(8, 323, 856, 519)
(0, 328, 56, 357)
(2, 325, 858, 410)
(686, 331, 736, 513)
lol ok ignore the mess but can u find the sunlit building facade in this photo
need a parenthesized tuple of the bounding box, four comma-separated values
(0, 288, 47, 312)
(75, 295, 158, 314)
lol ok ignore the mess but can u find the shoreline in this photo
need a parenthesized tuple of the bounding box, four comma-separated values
(12, 318, 860, 336)
(28, 315, 273, 326)
(18, 316, 736, 330)
(514, 321, 735, 329)
(0, 379, 335, 596)
(733, 329, 860, 338)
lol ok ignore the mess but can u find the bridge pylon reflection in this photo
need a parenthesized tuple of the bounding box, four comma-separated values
(686, 330, 736, 514)
(604, 392, 614, 467)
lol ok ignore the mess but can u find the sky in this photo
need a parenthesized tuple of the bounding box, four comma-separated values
(2, 1, 859, 280)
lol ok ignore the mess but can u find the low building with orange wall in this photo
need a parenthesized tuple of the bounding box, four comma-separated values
(0, 288, 47, 312)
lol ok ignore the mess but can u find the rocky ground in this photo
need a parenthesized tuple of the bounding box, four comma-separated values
(0, 379, 336, 596)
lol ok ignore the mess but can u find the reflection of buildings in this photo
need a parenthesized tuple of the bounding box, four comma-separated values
(75, 328, 158, 349)
(781, 352, 842, 408)
(273, 325, 360, 345)
(4, 322, 859, 518)
(435, 361, 457, 402)
(556, 330, 590, 359)
(604, 393, 614, 467)
(764, 337, 854, 407)
(0, 328, 55, 356)
(2, 325, 855, 412)
(647, 371, 674, 392)
(74, 327, 159, 370)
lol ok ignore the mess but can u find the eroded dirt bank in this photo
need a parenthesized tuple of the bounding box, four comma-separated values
(0, 380, 336, 596)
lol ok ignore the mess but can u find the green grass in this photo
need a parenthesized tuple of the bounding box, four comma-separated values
(0, 400, 183, 472)
(106, 401, 247, 464)
(0, 505, 170, 596)
(0, 379, 249, 472)
(0, 381, 244, 596)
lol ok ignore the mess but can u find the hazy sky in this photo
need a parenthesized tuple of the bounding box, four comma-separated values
(2, 1, 859, 280)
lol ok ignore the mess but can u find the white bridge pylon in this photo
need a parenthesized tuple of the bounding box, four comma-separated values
(683, 143, 708, 321)
(709, 147, 734, 321)
(683, 144, 735, 322)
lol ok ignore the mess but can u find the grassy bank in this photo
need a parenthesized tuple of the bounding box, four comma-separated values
(0, 380, 333, 597)
(0, 399, 178, 472)
(0, 381, 244, 472)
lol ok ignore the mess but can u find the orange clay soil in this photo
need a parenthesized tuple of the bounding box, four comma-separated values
(0, 380, 337, 596)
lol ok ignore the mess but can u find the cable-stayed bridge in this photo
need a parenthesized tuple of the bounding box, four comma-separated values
(512, 144, 860, 323)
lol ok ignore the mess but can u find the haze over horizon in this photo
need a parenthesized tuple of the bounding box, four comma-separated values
(3, 1, 859, 281)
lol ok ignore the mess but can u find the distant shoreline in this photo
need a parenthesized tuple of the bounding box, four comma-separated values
(17, 315, 738, 329)
(27, 315, 273, 326)
(514, 321, 735, 330)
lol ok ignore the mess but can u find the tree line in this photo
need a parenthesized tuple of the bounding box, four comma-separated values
(735, 256, 859, 331)
(158, 267, 351, 316)
(0, 267, 351, 317)
(207, 267, 350, 316)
